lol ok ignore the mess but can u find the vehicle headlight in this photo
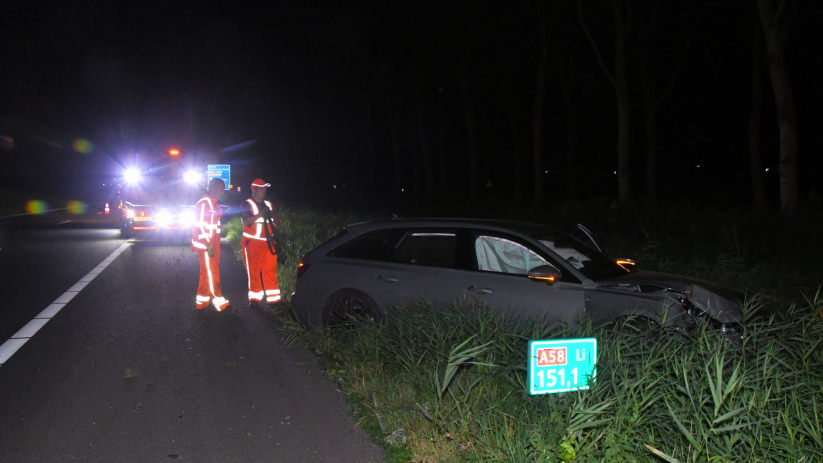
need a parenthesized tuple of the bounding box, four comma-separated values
(156, 210, 172, 227)
(124, 168, 142, 184)
(179, 209, 196, 227)
(184, 170, 201, 185)
(125, 209, 135, 218)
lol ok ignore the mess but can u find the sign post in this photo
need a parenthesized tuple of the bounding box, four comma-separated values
(207, 164, 231, 190)
(528, 338, 597, 395)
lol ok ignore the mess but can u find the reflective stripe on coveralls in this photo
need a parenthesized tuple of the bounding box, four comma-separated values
(243, 240, 279, 302)
(192, 194, 229, 310)
(242, 199, 274, 240)
(242, 199, 279, 303)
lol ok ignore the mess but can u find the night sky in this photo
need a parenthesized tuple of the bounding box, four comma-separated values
(2, 1, 822, 211)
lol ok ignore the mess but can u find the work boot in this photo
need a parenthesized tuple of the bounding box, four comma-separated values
(220, 305, 237, 314)
(249, 300, 262, 310)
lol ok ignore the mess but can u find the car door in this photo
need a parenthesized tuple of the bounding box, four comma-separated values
(462, 231, 587, 328)
(376, 228, 475, 310)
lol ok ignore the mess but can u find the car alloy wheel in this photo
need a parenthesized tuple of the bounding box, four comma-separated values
(324, 289, 380, 327)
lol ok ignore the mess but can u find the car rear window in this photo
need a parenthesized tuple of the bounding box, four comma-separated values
(329, 229, 404, 261)
(390, 232, 458, 268)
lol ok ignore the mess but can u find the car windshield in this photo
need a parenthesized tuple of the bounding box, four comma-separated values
(532, 233, 630, 280)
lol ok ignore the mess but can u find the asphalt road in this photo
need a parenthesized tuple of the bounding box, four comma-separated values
(0, 227, 384, 462)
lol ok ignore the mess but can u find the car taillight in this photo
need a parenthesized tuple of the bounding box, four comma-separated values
(296, 261, 310, 279)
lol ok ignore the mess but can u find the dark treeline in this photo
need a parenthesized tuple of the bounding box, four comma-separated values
(290, 0, 821, 214)
(1, 1, 820, 212)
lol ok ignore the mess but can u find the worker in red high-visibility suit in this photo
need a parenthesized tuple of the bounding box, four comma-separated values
(192, 178, 232, 312)
(240, 179, 281, 309)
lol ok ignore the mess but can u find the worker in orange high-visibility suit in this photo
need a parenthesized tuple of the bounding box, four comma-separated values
(192, 178, 232, 312)
(240, 178, 280, 309)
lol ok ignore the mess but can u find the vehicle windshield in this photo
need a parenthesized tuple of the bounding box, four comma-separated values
(121, 163, 203, 207)
(532, 233, 631, 280)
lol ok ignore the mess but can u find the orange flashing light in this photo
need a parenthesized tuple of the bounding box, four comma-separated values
(528, 275, 556, 283)
(616, 260, 636, 271)
(169, 149, 180, 156)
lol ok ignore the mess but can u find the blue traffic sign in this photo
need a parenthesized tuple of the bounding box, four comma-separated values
(528, 338, 597, 395)
(207, 165, 231, 190)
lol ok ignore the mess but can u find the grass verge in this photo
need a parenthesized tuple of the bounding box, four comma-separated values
(286, 295, 823, 462)
(226, 202, 823, 461)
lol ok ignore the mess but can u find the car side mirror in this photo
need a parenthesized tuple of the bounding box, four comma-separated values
(614, 258, 636, 271)
(528, 265, 562, 284)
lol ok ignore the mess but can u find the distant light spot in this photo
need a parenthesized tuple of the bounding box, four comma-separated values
(765, 168, 769, 172)
(0, 135, 13, 150)
(25, 200, 48, 215)
(67, 200, 88, 215)
(72, 138, 94, 154)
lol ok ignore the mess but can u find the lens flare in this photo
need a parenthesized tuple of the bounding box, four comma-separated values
(72, 138, 94, 154)
(25, 200, 49, 215)
(67, 200, 88, 215)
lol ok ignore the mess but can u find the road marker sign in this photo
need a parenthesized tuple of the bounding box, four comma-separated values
(528, 338, 597, 395)
(207, 165, 231, 190)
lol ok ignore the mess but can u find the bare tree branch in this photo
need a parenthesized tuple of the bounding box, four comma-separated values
(577, 0, 617, 91)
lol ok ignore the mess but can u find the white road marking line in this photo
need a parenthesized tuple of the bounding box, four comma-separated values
(36, 304, 66, 319)
(0, 240, 132, 366)
(0, 340, 27, 364)
(67, 281, 90, 292)
(12, 319, 49, 339)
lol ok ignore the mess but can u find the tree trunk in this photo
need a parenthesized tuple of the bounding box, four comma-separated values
(578, 0, 632, 203)
(413, 93, 435, 197)
(437, 100, 447, 194)
(505, 97, 524, 204)
(614, 2, 631, 203)
(749, 23, 767, 210)
(533, 0, 549, 204)
(456, 62, 480, 199)
(642, 82, 657, 201)
(561, 79, 578, 199)
(756, 0, 798, 215)
(565, 115, 577, 200)
(390, 109, 403, 193)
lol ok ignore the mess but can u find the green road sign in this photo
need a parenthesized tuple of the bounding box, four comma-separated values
(528, 338, 597, 395)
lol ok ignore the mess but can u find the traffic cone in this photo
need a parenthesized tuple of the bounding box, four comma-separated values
(104, 203, 110, 214)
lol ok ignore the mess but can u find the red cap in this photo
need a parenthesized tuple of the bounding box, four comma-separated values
(251, 179, 271, 190)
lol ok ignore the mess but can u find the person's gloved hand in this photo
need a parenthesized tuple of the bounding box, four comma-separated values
(206, 245, 215, 258)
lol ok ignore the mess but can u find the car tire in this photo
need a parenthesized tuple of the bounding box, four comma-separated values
(323, 289, 382, 327)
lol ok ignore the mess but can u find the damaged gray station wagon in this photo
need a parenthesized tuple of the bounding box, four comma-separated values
(291, 219, 744, 330)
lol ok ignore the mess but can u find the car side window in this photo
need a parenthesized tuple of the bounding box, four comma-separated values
(328, 229, 405, 261)
(475, 235, 550, 275)
(389, 232, 458, 268)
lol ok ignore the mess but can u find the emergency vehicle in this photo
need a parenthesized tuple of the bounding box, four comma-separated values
(117, 149, 207, 237)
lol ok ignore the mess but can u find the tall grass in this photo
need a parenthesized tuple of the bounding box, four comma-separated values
(292, 294, 823, 462)
(226, 202, 823, 461)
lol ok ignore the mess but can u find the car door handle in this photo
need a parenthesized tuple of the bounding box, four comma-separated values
(377, 275, 399, 283)
(467, 286, 494, 295)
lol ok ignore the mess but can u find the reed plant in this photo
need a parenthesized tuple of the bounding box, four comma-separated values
(291, 293, 823, 462)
